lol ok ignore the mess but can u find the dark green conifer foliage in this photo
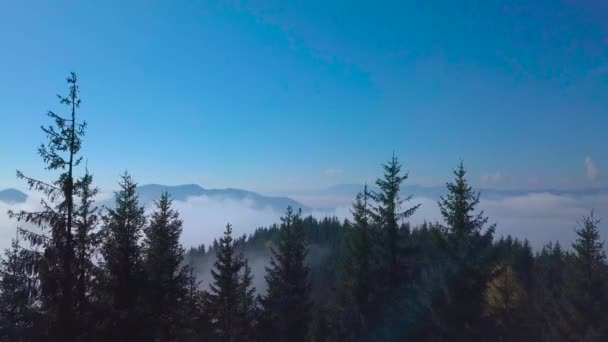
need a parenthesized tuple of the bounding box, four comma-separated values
(8, 73, 86, 341)
(73, 169, 99, 316)
(204, 223, 245, 341)
(142, 192, 190, 341)
(531, 242, 573, 342)
(344, 185, 374, 331)
(260, 206, 311, 342)
(0, 235, 41, 342)
(437, 162, 495, 341)
(370, 154, 420, 289)
(99, 172, 146, 340)
(204, 223, 257, 341)
(237, 259, 258, 341)
(180, 265, 211, 341)
(569, 211, 608, 340)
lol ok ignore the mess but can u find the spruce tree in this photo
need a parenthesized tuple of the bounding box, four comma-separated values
(438, 162, 494, 243)
(260, 206, 311, 342)
(142, 192, 189, 341)
(204, 223, 246, 342)
(180, 265, 211, 341)
(99, 172, 146, 340)
(569, 211, 608, 339)
(205, 224, 255, 342)
(237, 259, 258, 341)
(8, 73, 86, 341)
(437, 162, 496, 341)
(0, 235, 40, 341)
(73, 169, 100, 323)
(345, 185, 374, 329)
(370, 154, 419, 289)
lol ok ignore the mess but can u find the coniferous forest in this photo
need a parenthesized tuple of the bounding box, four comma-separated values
(2, 74, 608, 342)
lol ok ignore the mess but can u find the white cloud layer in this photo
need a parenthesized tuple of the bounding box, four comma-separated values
(410, 193, 608, 249)
(1, 191, 607, 254)
(304, 192, 608, 250)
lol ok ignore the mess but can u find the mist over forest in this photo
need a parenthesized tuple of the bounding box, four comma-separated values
(2, 182, 607, 253)
(0, 73, 607, 342)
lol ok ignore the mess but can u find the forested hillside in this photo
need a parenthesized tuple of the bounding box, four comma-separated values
(1, 74, 607, 341)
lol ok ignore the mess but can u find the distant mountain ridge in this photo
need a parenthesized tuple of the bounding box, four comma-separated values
(0, 185, 309, 213)
(132, 184, 309, 212)
(2, 184, 607, 210)
(0, 189, 27, 204)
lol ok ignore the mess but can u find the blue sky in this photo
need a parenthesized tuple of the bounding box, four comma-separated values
(1, 0, 607, 193)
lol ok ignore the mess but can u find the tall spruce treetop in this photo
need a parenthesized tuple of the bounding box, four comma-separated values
(371, 154, 420, 229)
(438, 162, 495, 246)
(371, 154, 420, 287)
(261, 206, 311, 342)
(143, 192, 185, 288)
(436, 162, 496, 341)
(205, 223, 245, 342)
(572, 211, 606, 277)
(142, 192, 188, 341)
(570, 211, 608, 338)
(347, 185, 374, 315)
(100, 172, 146, 339)
(8, 72, 86, 342)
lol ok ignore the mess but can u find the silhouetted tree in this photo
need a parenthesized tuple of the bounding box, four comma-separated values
(370, 154, 420, 289)
(237, 259, 258, 341)
(568, 211, 608, 340)
(99, 172, 146, 340)
(8, 73, 86, 341)
(142, 192, 190, 341)
(260, 207, 311, 342)
(436, 162, 496, 341)
(204, 223, 245, 342)
(0, 235, 41, 341)
(72, 168, 100, 338)
(342, 185, 375, 335)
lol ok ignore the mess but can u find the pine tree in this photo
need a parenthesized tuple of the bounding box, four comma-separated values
(142, 192, 189, 341)
(569, 211, 608, 340)
(260, 206, 311, 342)
(370, 154, 419, 289)
(99, 172, 146, 340)
(436, 162, 496, 341)
(8, 73, 86, 341)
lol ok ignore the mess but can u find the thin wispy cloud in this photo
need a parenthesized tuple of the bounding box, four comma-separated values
(585, 156, 599, 181)
(324, 168, 343, 177)
(481, 171, 504, 186)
